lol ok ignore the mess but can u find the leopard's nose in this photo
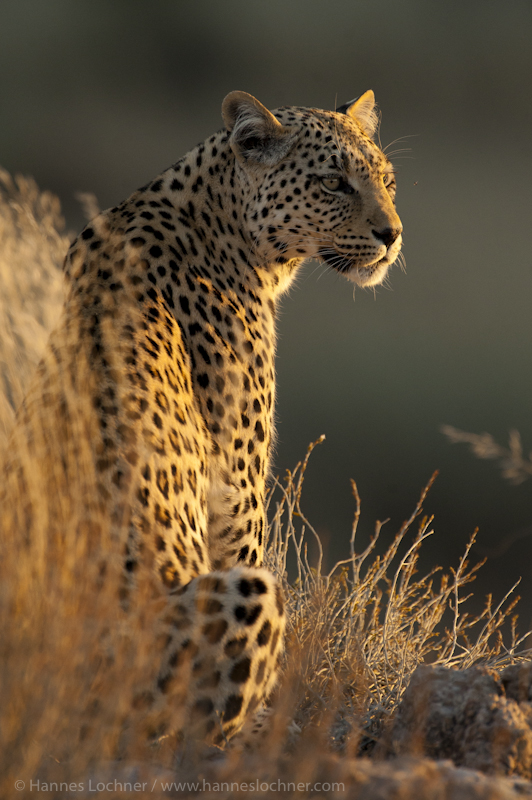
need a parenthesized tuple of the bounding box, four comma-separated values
(372, 227, 402, 248)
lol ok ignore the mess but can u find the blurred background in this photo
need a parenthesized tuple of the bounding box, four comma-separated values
(1, 0, 531, 622)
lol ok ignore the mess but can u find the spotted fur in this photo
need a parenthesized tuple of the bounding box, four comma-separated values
(3, 91, 402, 744)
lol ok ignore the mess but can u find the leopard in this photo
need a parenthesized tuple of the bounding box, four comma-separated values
(1, 90, 402, 746)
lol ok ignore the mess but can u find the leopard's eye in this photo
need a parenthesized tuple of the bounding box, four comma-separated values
(321, 177, 342, 192)
(382, 172, 394, 187)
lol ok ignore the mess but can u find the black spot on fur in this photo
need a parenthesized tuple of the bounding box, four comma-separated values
(255, 659, 267, 685)
(257, 620, 271, 646)
(229, 656, 251, 684)
(224, 636, 247, 658)
(191, 697, 214, 718)
(203, 618, 228, 644)
(223, 694, 243, 722)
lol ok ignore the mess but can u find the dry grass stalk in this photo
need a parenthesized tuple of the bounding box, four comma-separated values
(442, 425, 532, 485)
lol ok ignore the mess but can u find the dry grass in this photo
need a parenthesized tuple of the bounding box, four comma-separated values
(0, 168, 67, 446)
(442, 425, 532, 485)
(265, 438, 531, 754)
(1, 170, 531, 798)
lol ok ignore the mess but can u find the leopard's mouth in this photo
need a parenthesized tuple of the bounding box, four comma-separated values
(317, 249, 393, 287)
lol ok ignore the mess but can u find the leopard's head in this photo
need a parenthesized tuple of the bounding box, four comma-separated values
(223, 91, 402, 288)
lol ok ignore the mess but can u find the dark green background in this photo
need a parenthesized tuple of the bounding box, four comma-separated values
(2, 0, 531, 623)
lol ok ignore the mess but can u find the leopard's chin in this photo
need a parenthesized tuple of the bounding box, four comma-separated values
(346, 259, 392, 287)
(318, 249, 393, 287)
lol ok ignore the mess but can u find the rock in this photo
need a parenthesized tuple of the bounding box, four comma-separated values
(502, 662, 532, 705)
(343, 757, 532, 800)
(383, 664, 532, 779)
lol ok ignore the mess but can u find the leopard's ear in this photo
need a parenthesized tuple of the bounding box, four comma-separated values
(222, 91, 299, 166)
(336, 90, 379, 137)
